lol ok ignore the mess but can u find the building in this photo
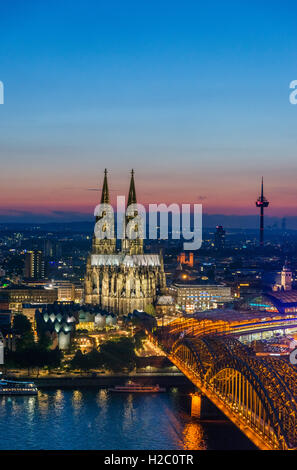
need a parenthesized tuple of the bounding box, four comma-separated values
(44, 240, 62, 258)
(214, 225, 225, 250)
(24, 250, 45, 280)
(168, 309, 297, 344)
(35, 303, 77, 349)
(249, 290, 297, 315)
(56, 282, 84, 303)
(84, 170, 166, 315)
(0, 310, 12, 331)
(169, 281, 233, 313)
(56, 282, 75, 302)
(1, 286, 57, 312)
(272, 262, 293, 292)
(0, 292, 9, 310)
(20, 304, 38, 331)
(155, 295, 176, 316)
(177, 252, 194, 267)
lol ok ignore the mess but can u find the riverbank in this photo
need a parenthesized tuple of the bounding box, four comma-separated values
(6, 372, 192, 388)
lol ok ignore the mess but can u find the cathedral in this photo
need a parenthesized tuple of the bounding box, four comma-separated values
(84, 170, 166, 315)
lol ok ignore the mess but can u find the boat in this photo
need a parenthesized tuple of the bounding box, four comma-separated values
(108, 380, 166, 393)
(0, 375, 38, 395)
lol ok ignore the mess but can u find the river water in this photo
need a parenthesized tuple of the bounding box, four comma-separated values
(0, 388, 254, 450)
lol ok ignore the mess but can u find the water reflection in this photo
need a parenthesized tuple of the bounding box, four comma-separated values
(122, 394, 136, 433)
(54, 389, 65, 414)
(183, 421, 206, 450)
(38, 392, 49, 416)
(72, 390, 83, 413)
(96, 389, 108, 407)
(0, 388, 254, 450)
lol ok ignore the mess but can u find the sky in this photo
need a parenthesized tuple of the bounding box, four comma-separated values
(1, 0, 297, 224)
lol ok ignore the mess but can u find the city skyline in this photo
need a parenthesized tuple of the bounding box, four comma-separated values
(2, 1, 297, 457)
(1, 1, 297, 222)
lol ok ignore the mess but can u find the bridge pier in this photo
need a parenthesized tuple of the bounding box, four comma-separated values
(191, 391, 223, 419)
(190, 392, 202, 418)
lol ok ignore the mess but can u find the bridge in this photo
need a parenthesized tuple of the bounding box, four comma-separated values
(151, 316, 297, 450)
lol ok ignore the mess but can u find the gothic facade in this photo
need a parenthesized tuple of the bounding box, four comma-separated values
(84, 170, 166, 315)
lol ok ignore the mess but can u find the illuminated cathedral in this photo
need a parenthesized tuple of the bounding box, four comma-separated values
(84, 170, 166, 315)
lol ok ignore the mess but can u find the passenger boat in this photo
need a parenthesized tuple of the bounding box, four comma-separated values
(0, 376, 38, 395)
(108, 381, 166, 393)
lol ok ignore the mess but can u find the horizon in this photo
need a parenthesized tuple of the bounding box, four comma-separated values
(0, 211, 294, 230)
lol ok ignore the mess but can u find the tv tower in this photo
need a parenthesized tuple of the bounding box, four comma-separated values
(255, 177, 269, 246)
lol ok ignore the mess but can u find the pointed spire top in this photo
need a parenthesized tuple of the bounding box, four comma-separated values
(261, 176, 264, 199)
(100, 168, 109, 204)
(127, 169, 137, 206)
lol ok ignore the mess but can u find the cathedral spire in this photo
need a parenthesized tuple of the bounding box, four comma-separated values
(101, 169, 109, 204)
(127, 169, 137, 206)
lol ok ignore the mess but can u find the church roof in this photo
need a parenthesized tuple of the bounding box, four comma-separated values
(157, 295, 175, 305)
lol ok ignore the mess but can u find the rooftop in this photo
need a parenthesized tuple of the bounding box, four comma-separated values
(266, 290, 297, 304)
(187, 309, 283, 324)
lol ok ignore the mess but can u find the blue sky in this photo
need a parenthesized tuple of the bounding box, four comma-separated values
(1, 1, 297, 222)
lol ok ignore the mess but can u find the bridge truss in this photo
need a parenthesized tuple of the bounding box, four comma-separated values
(155, 328, 297, 450)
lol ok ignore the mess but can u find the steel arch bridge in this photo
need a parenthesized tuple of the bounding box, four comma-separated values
(155, 331, 297, 450)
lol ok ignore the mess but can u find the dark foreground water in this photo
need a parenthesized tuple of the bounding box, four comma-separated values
(0, 388, 255, 450)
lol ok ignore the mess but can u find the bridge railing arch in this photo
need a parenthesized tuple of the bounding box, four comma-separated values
(208, 357, 292, 450)
(168, 335, 297, 450)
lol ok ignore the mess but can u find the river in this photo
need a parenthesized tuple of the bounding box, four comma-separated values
(0, 388, 255, 450)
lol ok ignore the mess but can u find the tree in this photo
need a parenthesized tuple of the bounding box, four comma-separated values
(37, 332, 52, 350)
(134, 330, 146, 350)
(13, 314, 34, 350)
(5, 320, 62, 376)
(47, 347, 63, 371)
(99, 337, 136, 372)
(144, 304, 156, 317)
(88, 348, 104, 369)
(13, 314, 32, 335)
(70, 350, 90, 372)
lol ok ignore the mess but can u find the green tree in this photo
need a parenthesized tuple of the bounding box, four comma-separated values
(144, 304, 156, 317)
(13, 314, 32, 335)
(99, 337, 136, 373)
(13, 314, 34, 350)
(37, 332, 52, 350)
(88, 348, 104, 369)
(70, 350, 90, 372)
(47, 347, 63, 371)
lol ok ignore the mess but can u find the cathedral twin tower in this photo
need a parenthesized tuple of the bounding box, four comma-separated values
(84, 170, 166, 315)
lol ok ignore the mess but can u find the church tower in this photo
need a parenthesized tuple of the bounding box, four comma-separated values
(281, 261, 292, 291)
(122, 169, 144, 255)
(92, 169, 116, 255)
